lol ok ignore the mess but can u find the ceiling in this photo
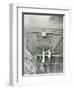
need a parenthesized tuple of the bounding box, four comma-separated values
(24, 14, 63, 55)
(26, 32, 63, 55)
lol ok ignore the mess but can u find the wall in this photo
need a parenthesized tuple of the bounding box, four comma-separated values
(0, 0, 74, 90)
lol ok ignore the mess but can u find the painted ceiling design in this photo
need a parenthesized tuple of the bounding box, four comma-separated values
(26, 32, 63, 55)
(24, 14, 63, 56)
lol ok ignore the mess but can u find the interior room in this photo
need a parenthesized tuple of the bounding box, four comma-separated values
(23, 14, 63, 74)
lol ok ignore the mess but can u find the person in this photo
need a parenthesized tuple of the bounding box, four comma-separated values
(44, 49, 51, 59)
(48, 49, 51, 59)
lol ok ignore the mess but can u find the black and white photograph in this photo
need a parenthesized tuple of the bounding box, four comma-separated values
(22, 13, 63, 75)
(9, 4, 71, 86)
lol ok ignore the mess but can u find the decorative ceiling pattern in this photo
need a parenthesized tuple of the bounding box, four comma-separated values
(26, 32, 63, 56)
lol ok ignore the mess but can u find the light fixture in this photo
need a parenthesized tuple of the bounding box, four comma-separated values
(42, 32, 46, 37)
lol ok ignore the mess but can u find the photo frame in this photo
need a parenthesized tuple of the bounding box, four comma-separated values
(9, 4, 71, 86)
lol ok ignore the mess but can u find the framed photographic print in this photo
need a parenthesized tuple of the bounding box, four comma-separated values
(9, 4, 71, 86)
